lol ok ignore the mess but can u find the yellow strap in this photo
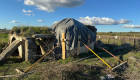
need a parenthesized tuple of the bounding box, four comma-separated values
(83, 43, 112, 70)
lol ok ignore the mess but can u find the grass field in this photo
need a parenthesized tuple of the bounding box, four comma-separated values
(0, 50, 140, 80)
(0, 32, 140, 80)
(0, 33, 8, 52)
(97, 32, 140, 37)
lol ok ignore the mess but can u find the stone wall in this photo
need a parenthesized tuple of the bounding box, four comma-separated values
(8, 32, 55, 61)
(25, 38, 37, 61)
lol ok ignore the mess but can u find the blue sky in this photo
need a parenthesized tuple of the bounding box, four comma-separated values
(0, 0, 140, 32)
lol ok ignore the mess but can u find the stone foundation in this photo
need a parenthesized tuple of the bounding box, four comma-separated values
(8, 32, 55, 61)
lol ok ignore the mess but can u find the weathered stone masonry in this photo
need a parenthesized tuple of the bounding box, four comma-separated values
(6, 32, 55, 61)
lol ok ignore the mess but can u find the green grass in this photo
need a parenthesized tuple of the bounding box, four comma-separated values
(134, 51, 140, 59)
(0, 33, 8, 37)
(97, 32, 140, 37)
(58, 57, 75, 64)
(97, 36, 138, 47)
(0, 33, 8, 51)
(0, 60, 31, 75)
(0, 37, 8, 43)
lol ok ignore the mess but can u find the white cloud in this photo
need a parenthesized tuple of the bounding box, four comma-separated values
(78, 16, 131, 25)
(22, 9, 34, 16)
(22, 9, 33, 13)
(10, 20, 19, 23)
(25, 14, 35, 16)
(24, 0, 85, 12)
(37, 20, 44, 22)
(118, 19, 130, 24)
(122, 25, 140, 28)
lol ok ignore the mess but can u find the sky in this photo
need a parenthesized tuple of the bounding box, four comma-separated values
(0, 0, 140, 32)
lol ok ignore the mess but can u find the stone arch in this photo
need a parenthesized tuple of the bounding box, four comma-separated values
(11, 37, 16, 42)
(9, 35, 25, 59)
(11, 37, 19, 56)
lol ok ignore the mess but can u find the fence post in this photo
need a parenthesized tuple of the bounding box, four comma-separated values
(87, 34, 90, 53)
(108, 37, 110, 44)
(114, 37, 116, 44)
(62, 33, 66, 60)
(138, 39, 140, 50)
(77, 35, 81, 55)
(133, 35, 136, 49)
(106, 36, 109, 44)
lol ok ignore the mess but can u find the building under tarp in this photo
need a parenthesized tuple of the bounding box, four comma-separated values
(51, 18, 97, 57)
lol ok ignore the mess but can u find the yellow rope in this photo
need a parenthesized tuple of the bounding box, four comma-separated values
(83, 43, 112, 70)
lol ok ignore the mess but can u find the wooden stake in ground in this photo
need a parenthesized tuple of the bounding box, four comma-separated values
(62, 33, 66, 60)
(77, 35, 81, 55)
(87, 34, 90, 53)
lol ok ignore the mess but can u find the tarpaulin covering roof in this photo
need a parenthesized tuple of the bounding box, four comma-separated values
(51, 18, 96, 50)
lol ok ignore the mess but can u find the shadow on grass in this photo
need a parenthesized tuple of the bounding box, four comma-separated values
(37, 64, 104, 80)
(0, 56, 23, 66)
(62, 64, 103, 80)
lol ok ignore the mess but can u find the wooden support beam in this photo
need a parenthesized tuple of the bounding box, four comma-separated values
(87, 34, 90, 53)
(62, 33, 66, 60)
(77, 35, 81, 55)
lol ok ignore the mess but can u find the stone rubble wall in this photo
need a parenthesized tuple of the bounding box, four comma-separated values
(25, 38, 37, 61)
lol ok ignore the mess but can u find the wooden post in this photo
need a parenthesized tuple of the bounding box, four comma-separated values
(108, 37, 110, 44)
(62, 33, 66, 60)
(134, 35, 136, 49)
(77, 35, 81, 55)
(87, 34, 90, 53)
(106, 37, 108, 44)
(113, 37, 116, 44)
(138, 39, 140, 49)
